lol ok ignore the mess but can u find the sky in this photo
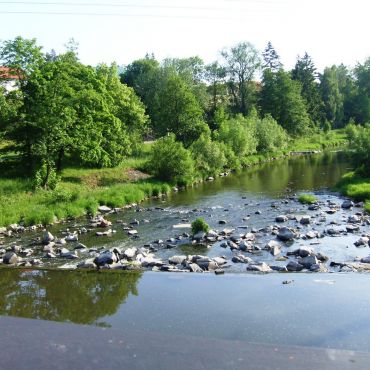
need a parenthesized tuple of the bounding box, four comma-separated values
(0, 0, 369, 72)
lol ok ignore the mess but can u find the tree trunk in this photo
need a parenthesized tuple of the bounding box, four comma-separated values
(56, 148, 64, 173)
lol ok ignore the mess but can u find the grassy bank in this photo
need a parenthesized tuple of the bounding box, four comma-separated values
(0, 130, 348, 227)
(336, 172, 370, 212)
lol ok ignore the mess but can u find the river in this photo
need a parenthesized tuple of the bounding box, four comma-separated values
(1, 150, 370, 360)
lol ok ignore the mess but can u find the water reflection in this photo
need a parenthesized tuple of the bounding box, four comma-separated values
(0, 269, 142, 326)
(167, 151, 351, 205)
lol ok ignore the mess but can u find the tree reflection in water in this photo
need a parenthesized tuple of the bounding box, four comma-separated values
(0, 269, 142, 326)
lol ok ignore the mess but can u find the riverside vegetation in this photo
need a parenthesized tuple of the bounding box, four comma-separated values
(0, 37, 368, 227)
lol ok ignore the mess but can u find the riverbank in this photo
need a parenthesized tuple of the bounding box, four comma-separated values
(0, 130, 347, 228)
(336, 172, 370, 212)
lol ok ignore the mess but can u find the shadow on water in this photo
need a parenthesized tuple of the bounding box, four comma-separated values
(0, 269, 142, 326)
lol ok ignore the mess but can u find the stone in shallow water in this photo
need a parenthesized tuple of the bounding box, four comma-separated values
(247, 262, 272, 273)
(341, 200, 354, 209)
(277, 227, 295, 242)
(286, 260, 304, 272)
(275, 215, 288, 223)
(3, 252, 18, 265)
(169, 255, 186, 265)
(42, 231, 54, 245)
(300, 216, 311, 225)
(98, 205, 112, 213)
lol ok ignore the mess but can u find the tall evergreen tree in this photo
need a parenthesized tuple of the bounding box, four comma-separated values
(292, 53, 324, 125)
(262, 41, 283, 72)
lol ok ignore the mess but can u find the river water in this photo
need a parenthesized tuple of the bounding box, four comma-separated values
(1, 150, 370, 353)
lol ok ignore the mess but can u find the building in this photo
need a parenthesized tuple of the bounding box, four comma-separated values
(0, 66, 20, 92)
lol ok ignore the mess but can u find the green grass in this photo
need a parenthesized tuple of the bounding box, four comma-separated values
(298, 194, 317, 204)
(336, 172, 370, 207)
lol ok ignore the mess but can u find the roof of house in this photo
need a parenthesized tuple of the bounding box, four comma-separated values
(0, 66, 21, 80)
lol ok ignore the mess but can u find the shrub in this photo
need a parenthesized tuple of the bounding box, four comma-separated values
(216, 114, 258, 158)
(298, 194, 317, 204)
(191, 217, 210, 235)
(190, 134, 227, 177)
(148, 134, 195, 185)
(256, 115, 288, 153)
(349, 124, 370, 176)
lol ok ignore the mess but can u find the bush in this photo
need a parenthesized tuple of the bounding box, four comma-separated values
(349, 124, 370, 176)
(148, 134, 195, 185)
(216, 114, 258, 158)
(298, 194, 317, 204)
(191, 217, 210, 235)
(256, 115, 288, 153)
(190, 134, 227, 177)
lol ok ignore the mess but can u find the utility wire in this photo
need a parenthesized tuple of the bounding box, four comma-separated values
(0, 0, 281, 11)
(0, 10, 273, 21)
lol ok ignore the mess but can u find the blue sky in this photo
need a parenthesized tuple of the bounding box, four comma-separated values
(0, 0, 369, 71)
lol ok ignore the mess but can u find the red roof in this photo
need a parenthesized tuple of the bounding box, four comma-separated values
(0, 66, 20, 80)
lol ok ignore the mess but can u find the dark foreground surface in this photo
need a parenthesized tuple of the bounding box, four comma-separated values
(1, 314, 369, 370)
(1, 270, 370, 369)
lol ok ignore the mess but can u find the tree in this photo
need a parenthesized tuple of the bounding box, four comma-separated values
(262, 42, 283, 72)
(352, 58, 370, 124)
(204, 61, 227, 128)
(96, 63, 148, 154)
(291, 53, 324, 125)
(320, 66, 344, 127)
(9, 51, 147, 187)
(221, 42, 261, 115)
(0, 36, 43, 86)
(151, 72, 209, 146)
(260, 69, 311, 136)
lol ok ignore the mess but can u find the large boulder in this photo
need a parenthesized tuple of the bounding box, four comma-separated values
(94, 251, 118, 266)
(3, 252, 19, 265)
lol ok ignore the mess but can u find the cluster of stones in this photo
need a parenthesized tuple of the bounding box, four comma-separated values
(0, 198, 370, 274)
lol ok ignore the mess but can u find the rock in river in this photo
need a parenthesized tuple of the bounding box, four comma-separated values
(3, 252, 19, 265)
(277, 227, 295, 242)
(42, 231, 54, 244)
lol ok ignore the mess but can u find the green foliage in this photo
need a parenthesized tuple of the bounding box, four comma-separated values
(365, 201, 370, 213)
(34, 161, 60, 190)
(148, 134, 195, 185)
(190, 134, 227, 177)
(348, 124, 370, 175)
(291, 53, 324, 125)
(216, 114, 257, 157)
(336, 172, 370, 202)
(255, 114, 288, 152)
(191, 217, 210, 235)
(151, 72, 209, 146)
(260, 69, 312, 136)
(298, 194, 317, 204)
(221, 41, 261, 115)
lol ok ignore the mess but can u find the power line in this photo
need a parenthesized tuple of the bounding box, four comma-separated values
(0, 10, 272, 21)
(0, 0, 281, 11)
